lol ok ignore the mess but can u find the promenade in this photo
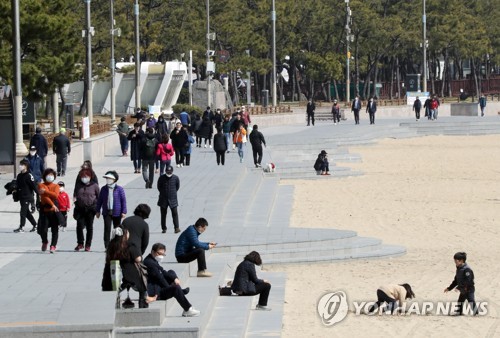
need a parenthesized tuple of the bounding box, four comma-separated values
(0, 113, 498, 337)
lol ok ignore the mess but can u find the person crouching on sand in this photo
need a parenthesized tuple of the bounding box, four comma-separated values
(367, 283, 415, 314)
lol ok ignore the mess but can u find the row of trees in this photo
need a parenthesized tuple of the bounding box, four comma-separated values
(0, 0, 498, 109)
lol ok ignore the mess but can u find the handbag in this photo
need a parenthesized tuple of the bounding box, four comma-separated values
(135, 262, 148, 290)
(55, 210, 67, 227)
(219, 286, 232, 296)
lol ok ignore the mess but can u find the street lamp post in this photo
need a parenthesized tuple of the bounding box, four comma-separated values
(422, 0, 427, 93)
(345, 0, 351, 104)
(134, 0, 140, 112)
(206, 0, 211, 108)
(12, 0, 26, 156)
(84, 0, 93, 124)
(271, 0, 277, 107)
(110, 0, 116, 125)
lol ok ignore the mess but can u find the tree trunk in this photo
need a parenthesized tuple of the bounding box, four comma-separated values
(396, 57, 401, 99)
(472, 58, 480, 98)
(333, 79, 339, 100)
(389, 57, 394, 100)
(440, 49, 448, 98)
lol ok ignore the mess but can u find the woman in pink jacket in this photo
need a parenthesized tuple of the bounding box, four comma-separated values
(156, 134, 175, 175)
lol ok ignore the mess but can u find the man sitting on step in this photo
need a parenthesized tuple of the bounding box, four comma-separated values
(175, 218, 216, 277)
(144, 243, 200, 317)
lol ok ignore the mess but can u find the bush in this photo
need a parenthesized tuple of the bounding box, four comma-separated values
(171, 104, 203, 116)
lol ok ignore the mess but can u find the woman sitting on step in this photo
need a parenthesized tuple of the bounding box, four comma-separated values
(231, 251, 272, 311)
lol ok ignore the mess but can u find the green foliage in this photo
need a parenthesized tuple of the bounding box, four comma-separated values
(171, 104, 202, 116)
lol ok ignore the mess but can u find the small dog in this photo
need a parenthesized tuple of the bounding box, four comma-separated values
(263, 163, 276, 173)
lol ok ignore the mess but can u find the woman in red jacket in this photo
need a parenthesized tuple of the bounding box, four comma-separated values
(156, 134, 174, 175)
(38, 168, 60, 253)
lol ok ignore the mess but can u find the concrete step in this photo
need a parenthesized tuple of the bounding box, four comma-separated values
(113, 253, 234, 338)
(244, 271, 286, 338)
(267, 184, 293, 228)
(244, 177, 279, 227)
(264, 244, 406, 264)
(203, 270, 286, 338)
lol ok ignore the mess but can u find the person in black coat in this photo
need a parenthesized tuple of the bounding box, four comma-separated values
(170, 122, 188, 167)
(127, 123, 144, 173)
(14, 159, 39, 233)
(413, 96, 422, 121)
(198, 117, 213, 148)
(351, 95, 362, 125)
(157, 166, 180, 233)
(122, 204, 151, 256)
(53, 128, 71, 176)
(366, 97, 377, 125)
(213, 127, 228, 165)
(231, 251, 272, 310)
(140, 128, 158, 189)
(249, 125, 267, 168)
(29, 127, 48, 169)
(101, 227, 155, 309)
(314, 150, 330, 175)
(143, 243, 199, 317)
(306, 100, 315, 126)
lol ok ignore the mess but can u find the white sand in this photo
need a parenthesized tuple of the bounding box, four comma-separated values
(267, 134, 500, 338)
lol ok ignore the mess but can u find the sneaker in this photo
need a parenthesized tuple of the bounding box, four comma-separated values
(176, 164, 180, 168)
(61, 227, 66, 232)
(197, 270, 213, 277)
(183, 287, 190, 295)
(240, 158, 243, 163)
(30, 226, 37, 232)
(232, 144, 235, 150)
(180, 164, 183, 167)
(145, 181, 149, 188)
(256, 304, 272, 311)
(74, 244, 84, 251)
(209, 145, 212, 148)
(174, 228, 181, 234)
(13, 227, 24, 233)
(41, 242, 48, 252)
(162, 229, 167, 234)
(50, 246, 56, 253)
(85, 246, 91, 252)
(204, 144, 207, 148)
(182, 307, 200, 317)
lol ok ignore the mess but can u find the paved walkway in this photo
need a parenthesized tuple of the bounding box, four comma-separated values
(0, 115, 498, 336)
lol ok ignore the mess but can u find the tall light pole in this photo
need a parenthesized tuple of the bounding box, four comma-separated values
(271, 0, 277, 107)
(12, 0, 26, 155)
(134, 0, 141, 112)
(422, 0, 427, 93)
(206, 0, 211, 108)
(345, 0, 351, 104)
(110, 0, 116, 124)
(84, 0, 93, 124)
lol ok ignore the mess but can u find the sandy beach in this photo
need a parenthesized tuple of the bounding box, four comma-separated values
(268, 134, 500, 338)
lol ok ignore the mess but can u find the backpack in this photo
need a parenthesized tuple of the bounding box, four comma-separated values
(144, 137, 156, 157)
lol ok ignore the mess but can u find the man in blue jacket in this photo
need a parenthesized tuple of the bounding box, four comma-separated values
(175, 218, 216, 277)
(144, 243, 200, 317)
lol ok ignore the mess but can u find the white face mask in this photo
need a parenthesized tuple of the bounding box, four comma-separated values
(29, 151, 36, 156)
(59, 187, 65, 192)
(81, 177, 90, 184)
(45, 175, 55, 183)
(106, 178, 115, 185)
(154, 255, 164, 263)
(19, 165, 26, 172)
(166, 173, 173, 178)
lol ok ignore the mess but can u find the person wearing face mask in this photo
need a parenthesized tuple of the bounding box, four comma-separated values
(366, 96, 377, 125)
(170, 122, 188, 167)
(155, 114, 169, 137)
(56, 181, 70, 232)
(73, 169, 100, 251)
(122, 204, 151, 256)
(24, 146, 44, 183)
(116, 116, 130, 156)
(96, 171, 127, 249)
(13, 159, 39, 233)
(143, 243, 199, 317)
(127, 123, 144, 173)
(73, 160, 99, 201)
(29, 127, 48, 169)
(157, 166, 180, 234)
(38, 168, 60, 252)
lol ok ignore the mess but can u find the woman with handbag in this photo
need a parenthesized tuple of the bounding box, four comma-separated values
(38, 168, 60, 253)
(74, 168, 100, 252)
(232, 251, 272, 310)
(233, 124, 247, 163)
(101, 227, 156, 308)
